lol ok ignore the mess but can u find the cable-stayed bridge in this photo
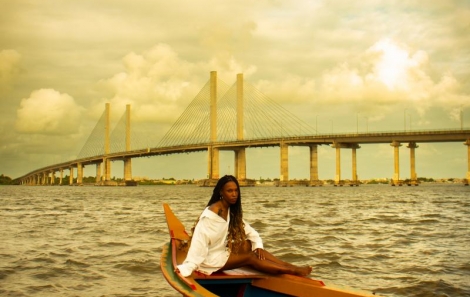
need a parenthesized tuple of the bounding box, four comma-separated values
(77, 73, 315, 157)
(15, 72, 470, 186)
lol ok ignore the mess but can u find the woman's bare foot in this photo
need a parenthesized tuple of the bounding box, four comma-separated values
(294, 265, 312, 276)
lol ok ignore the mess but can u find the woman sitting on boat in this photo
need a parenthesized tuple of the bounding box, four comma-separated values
(176, 175, 312, 277)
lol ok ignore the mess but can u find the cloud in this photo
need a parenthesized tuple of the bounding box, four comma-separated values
(317, 38, 428, 103)
(16, 89, 85, 135)
(95, 43, 258, 123)
(248, 37, 469, 129)
(256, 75, 316, 105)
(199, 20, 257, 53)
(95, 44, 197, 122)
(316, 38, 470, 116)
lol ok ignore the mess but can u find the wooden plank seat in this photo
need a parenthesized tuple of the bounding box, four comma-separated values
(192, 266, 269, 280)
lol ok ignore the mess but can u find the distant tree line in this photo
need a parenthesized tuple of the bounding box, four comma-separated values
(1, 175, 124, 186)
(54, 175, 122, 185)
(0, 174, 12, 185)
(0, 174, 447, 186)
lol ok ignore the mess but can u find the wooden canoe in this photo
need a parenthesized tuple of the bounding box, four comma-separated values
(160, 203, 380, 297)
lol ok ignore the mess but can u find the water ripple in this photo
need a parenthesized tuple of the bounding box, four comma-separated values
(0, 184, 469, 297)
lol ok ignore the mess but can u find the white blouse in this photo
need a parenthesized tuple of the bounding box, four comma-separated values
(177, 207, 264, 277)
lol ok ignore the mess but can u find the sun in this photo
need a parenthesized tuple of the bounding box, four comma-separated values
(369, 38, 410, 90)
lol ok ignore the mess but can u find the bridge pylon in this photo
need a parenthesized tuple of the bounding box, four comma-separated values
(235, 73, 247, 182)
(123, 104, 133, 182)
(208, 71, 220, 181)
(201, 72, 253, 186)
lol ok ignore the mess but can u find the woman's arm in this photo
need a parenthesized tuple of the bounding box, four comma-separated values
(176, 218, 210, 277)
(243, 220, 264, 251)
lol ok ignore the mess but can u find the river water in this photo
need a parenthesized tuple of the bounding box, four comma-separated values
(0, 184, 469, 297)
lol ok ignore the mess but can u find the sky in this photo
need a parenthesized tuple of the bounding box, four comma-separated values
(1, 0, 469, 181)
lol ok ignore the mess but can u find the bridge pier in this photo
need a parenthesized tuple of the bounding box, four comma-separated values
(104, 158, 111, 182)
(51, 171, 55, 185)
(334, 144, 342, 186)
(69, 166, 74, 185)
(77, 162, 83, 185)
(407, 142, 419, 186)
(235, 148, 246, 180)
(309, 145, 322, 186)
(279, 142, 289, 186)
(124, 158, 132, 181)
(59, 169, 63, 185)
(332, 142, 360, 186)
(465, 139, 470, 186)
(95, 163, 101, 183)
(208, 146, 220, 180)
(390, 141, 403, 186)
(351, 145, 360, 186)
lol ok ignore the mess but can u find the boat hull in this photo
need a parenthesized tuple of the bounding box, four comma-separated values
(160, 203, 379, 297)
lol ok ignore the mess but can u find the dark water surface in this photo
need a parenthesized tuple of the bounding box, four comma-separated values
(1, 184, 469, 297)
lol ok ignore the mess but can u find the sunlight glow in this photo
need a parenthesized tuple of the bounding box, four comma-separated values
(370, 38, 410, 90)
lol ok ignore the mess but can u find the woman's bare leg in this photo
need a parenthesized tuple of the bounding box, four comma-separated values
(222, 247, 311, 276)
(222, 253, 311, 276)
(239, 241, 311, 273)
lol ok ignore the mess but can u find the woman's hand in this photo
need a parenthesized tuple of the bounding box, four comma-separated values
(254, 248, 266, 260)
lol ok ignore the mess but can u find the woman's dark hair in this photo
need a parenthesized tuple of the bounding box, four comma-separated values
(206, 175, 246, 253)
(207, 175, 242, 209)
